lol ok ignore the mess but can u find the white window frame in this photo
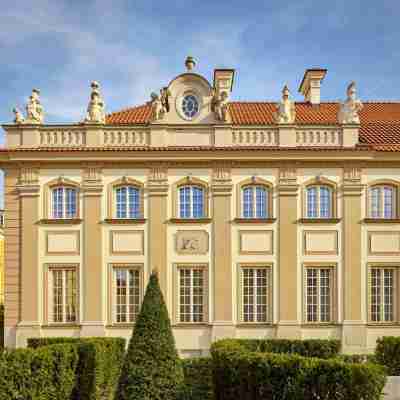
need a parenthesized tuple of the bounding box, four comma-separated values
(239, 266, 271, 323)
(51, 186, 78, 219)
(368, 185, 397, 219)
(306, 185, 333, 219)
(241, 185, 269, 219)
(178, 185, 205, 219)
(369, 266, 397, 323)
(176, 265, 207, 324)
(111, 265, 142, 324)
(304, 266, 335, 324)
(48, 265, 78, 324)
(115, 185, 141, 219)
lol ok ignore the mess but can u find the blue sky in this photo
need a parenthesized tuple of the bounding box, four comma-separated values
(0, 0, 399, 205)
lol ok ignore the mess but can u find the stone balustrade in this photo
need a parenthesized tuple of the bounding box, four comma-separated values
(4, 124, 354, 148)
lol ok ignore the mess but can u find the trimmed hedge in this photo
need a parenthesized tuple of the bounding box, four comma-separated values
(28, 337, 125, 400)
(179, 357, 214, 400)
(0, 304, 3, 350)
(226, 338, 341, 359)
(211, 339, 387, 400)
(375, 336, 400, 376)
(0, 343, 79, 399)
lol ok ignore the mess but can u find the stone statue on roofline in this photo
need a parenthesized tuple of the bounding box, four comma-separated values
(338, 81, 363, 124)
(85, 81, 106, 124)
(13, 107, 25, 124)
(212, 89, 230, 122)
(274, 84, 296, 124)
(25, 89, 44, 124)
(150, 87, 171, 122)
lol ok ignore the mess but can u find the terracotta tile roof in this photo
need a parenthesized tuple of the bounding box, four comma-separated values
(106, 103, 152, 124)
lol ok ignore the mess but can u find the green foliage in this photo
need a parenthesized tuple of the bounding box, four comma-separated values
(375, 336, 400, 375)
(178, 357, 214, 400)
(27, 337, 125, 400)
(0, 303, 3, 350)
(117, 272, 183, 400)
(226, 338, 341, 359)
(211, 339, 387, 400)
(0, 343, 79, 400)
(337, 353, 377, 364)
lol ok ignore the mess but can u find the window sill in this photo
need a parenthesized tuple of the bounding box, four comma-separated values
(236, 323, 274, 328)
(169, 218, 212, 224)
(298, 218, 341, 224)
(300, 322, 339, 327)
(233, 218, 276, 224)
(41, 324, 81, 329)
(105, 323, 135, 329)
(363, 218, 400, 224)
(103, 218, 146, 224)
(38, 218, 82, 225)
(172, 323, 211, 328)
(366, 323, 400, 327)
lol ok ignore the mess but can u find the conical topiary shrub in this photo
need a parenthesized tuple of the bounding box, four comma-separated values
(116, 271, 183, 400)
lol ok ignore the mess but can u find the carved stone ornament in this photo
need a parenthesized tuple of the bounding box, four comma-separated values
(274, 85, 296, 124)
(212, 89, 230, 122)
(25, 89, 44, 124)
(175, 230, 209, 255)
(150, 87, 171, 122)
(338, 81, 363, 124)
(19, 167, 39, 185)
(148, 164, 168, 182)
(13, 107, 25, 124)
(343, 166, 362, 184)
(83, 166, 102, 183)
(279, 167, 297, 185)
(85, 81, 106, 124)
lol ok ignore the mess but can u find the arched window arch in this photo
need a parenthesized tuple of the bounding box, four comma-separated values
(304, 178, 336, 219)
(109, 177, 144, 219)
(45, 177, 80, 220)
(174, 177, 208, 219)
(238, 177, 273, 219)
(368, 182, 399, 219)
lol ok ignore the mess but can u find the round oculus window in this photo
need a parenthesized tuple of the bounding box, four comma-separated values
(181, 94, 199, 119)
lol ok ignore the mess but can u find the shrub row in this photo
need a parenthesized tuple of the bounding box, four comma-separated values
(0, 304, 3, 350)
(375, 336, 400, 376)
(178, 357, 214, 400)
(0, 343, 79, 399)
(27, 337, 125, 400)
(211, 339, 387, 400)
(229, 338, 341, 359)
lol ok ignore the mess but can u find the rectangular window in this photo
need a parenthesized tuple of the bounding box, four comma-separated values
(369, 267, 396, 322)
(306, 187, 318, 218)
(305, 267, 334, 323)
(113, 266, 141, 323)
(178, 266, 206, 323)
(241, 267, 270, 323)
(48, 266, 77, 323)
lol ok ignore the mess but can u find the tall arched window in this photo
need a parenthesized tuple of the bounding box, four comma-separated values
(242, 185, 269, 218)
(369, 185, 397, 219)
(52, 186, 78, 219)
(116, 185, 141, 219)
(179, 185, 205, 218)
(306, 185, 332, 218)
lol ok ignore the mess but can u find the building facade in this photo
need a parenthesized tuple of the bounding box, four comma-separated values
(1, 59, 400, 354)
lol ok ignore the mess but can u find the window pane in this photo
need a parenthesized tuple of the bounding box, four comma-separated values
(306, 269, 318, 322)
(243, 187, 254, 218)
(179, 268, 204, 323)
(383, 269, 394, 322)
(370, 187, 381, 219)
(319, 269, 331, 322)
(192, 187, 204, 218)
(255, 187, 267, 218)
(371, 269, 381, 322)
(116, 187, 127, 218)
(51, 268, 76, 323)
(319, 187, 331, 218)
(179, 186, 191, 218)
(128, 186, 140, 219)
(65, 188, 77, 218)
(383, 187, 394, 219)
(242, 268, 268, 323)
(307, 187, 318, 218)
(52, 188, 64, 218)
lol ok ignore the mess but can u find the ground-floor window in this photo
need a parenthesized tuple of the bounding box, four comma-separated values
(304, 266, 335, 323)
(240, 266, 271, 323)
(48, 265, 78, 324)
(177, 265, 207, 323)
(112, 265, 141, 323)
(369, 266, 397, 323)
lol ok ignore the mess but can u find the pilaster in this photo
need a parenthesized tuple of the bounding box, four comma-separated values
(277, 167, 300, 339)
(16, 168, 41, 345)
(147, 164, 169, 295)
(342, 167, 365, 352)
(211, 163, 234, 340)
(81, 166, 104, 335)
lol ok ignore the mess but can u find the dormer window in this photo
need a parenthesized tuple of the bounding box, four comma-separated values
(182, 94, 199, 119)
